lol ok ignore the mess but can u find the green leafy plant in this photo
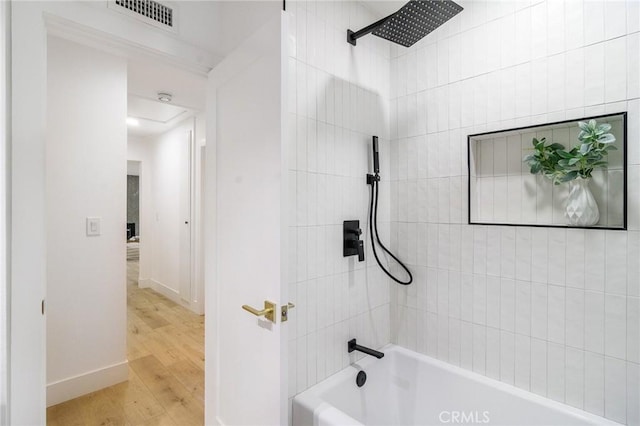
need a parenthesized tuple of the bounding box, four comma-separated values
(523, 119, 617, 185)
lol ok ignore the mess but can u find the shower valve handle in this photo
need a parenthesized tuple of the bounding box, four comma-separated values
(343, 220, 365, 262)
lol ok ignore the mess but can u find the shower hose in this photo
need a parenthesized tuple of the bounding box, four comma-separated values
(368, 175, 413, 285)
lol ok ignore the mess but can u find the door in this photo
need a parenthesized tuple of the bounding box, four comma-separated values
(204, 12, 288, 426)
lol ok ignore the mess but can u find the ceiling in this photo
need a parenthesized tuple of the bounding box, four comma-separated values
(127, 57, 206, 137)
(130, 1, 398, 69)
(127, 95, 194, 137)
(166, 1, 281, 67)
(124, 0, 402, 138)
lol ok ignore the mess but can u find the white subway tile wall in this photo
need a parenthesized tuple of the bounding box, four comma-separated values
(388, 0, 639, 425)
(285, 0, 639, 425)
(285, 0, 393, 418)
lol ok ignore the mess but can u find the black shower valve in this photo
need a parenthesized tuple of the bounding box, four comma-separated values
(343, 220, 365, 262)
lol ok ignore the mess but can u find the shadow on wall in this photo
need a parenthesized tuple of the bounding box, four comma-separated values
(288, 69, 395, 397)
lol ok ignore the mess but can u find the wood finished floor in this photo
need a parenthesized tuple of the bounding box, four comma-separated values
(47, 260, 205, 426)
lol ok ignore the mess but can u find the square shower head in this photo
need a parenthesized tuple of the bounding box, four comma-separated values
(372, 0, 463, 47)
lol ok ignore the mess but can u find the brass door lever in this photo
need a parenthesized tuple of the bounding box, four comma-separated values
(242, 300, 276, 323)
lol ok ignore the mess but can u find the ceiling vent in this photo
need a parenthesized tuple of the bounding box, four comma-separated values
(109, 0, 177, 33)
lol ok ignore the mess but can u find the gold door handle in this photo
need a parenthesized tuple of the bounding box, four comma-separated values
(242, 300, 276, 323)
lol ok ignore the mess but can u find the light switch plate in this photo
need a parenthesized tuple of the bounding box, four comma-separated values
(86, 217, 101, 236)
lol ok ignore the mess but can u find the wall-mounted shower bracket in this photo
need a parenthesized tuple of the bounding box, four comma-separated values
(347, 16, 391, 46)
(343, 220, 365, 262)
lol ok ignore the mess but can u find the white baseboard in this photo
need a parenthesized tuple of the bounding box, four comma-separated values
(139, 279, 201, 314)
(191, 299, 204, 315)
(148, 279, 181, 304)
(47, 360, 128, 407)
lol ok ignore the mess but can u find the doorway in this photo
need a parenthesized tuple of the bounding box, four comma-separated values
(10, 2, 287, 423)
(44, 37, 207, 425)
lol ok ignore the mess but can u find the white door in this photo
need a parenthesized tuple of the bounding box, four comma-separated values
(205, 12, 288, 426)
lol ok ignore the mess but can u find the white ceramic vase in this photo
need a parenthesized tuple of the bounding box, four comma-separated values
(565, 177, 599, 226)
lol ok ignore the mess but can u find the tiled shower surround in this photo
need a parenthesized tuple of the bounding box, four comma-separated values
(287, 0, 640, 425)
(389, 0, 639, 425)
(286, 0, 393, 412)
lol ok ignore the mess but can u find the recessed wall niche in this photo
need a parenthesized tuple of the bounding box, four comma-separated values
(468, 112, 627, 230)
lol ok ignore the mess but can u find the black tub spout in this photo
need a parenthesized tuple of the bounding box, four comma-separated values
(348, 339, 384, 359)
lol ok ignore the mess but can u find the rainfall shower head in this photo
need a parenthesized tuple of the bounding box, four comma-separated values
(347, 0, 463, 47)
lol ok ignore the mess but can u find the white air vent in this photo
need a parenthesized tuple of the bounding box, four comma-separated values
(109, 0, 178, 33)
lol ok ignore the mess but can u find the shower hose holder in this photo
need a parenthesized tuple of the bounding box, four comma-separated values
(367, 173, 380, 185)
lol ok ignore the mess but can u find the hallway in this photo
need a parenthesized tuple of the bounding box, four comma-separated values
(46, 260, 204, 425)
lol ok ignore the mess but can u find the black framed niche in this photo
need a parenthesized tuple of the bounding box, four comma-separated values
(467, 112, 627, 230)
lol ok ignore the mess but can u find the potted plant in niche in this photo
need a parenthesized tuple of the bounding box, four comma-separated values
(523, 119, 617, 226)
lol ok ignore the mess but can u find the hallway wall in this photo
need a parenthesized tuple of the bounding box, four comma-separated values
(146, 119, 193, 301)
(127, 117, 204, 313)
(46, 36, 128, 406)
(127, 137, 152, 296)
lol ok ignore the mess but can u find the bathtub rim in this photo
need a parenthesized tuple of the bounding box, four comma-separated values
(292, 343, 623, 426)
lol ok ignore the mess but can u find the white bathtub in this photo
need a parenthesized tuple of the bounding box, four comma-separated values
(292, 344, 621, 426)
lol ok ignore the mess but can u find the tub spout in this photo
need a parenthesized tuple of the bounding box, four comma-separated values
(348, 339, 384, 359)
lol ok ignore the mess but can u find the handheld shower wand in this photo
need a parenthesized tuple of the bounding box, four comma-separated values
(367, 136, 413, 286)
(372, 136, 380, 174)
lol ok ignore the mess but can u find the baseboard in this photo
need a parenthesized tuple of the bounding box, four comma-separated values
(47, 360, 128, 407)
(191, 300, 204, 315)
(140, 279, 200, 314)
(148, 279, 182, 304)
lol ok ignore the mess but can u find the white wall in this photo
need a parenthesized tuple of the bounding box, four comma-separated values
(285, 0, 393, 415)
(147, 119, 192, 299)
(127, 160, 140, 176)
(46, 36, 128, 406)
(128, 119, 204, 313)
(127, 136, 152, 287)
(193, 112, 206, 316)
(389, 1, 639, 425)
(0, 0, 8, 422)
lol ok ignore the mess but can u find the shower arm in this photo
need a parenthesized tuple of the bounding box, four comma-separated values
(347, 15, 392, 46)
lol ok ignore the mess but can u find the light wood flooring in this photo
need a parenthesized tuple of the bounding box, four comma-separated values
(47, 260, 205, 426)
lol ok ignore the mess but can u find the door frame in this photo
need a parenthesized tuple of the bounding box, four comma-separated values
(9, 4, 213, 423)
(1, 1, 9, 424)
